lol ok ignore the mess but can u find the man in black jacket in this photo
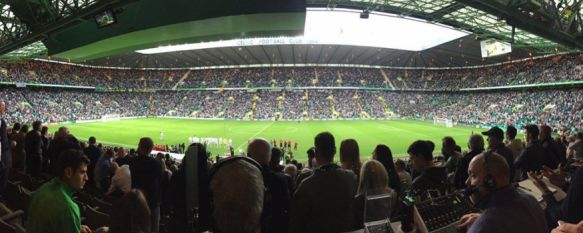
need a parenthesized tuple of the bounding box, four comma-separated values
(539, 125, 566, 168)
(25, 121, 44, 178)
(289, 132, 357, 233)
(0, 101, 12, 199)
(248, 138, 291, 233)
(454, 134, 484, 189)
(130, 137, 162, 233)
(515, 125, 545, 180)
(84, 136, 101, 188)
(409, 140, 447, 199)
(482, 126, 516, 183)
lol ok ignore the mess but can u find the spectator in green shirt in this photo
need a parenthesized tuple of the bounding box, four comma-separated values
(27, 149, 93, 233)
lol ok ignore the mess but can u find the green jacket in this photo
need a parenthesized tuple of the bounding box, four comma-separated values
(27, 178, 82, 233)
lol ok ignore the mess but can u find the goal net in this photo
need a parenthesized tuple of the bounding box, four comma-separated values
(433, 117, 454, 128)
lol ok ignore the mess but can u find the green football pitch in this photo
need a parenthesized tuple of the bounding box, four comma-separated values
(49, 118, 483, 161)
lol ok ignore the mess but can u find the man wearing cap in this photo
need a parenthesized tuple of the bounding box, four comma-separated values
(483, 126, 516, 183)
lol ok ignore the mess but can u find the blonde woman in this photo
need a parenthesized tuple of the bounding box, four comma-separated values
(352, 160, 400, 230)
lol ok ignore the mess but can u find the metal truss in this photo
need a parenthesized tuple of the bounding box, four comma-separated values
(307, 0, 581, 52)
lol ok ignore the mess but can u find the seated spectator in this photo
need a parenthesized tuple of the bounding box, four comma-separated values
(528, 166, 583, 229)
(26, 149, 92, 233)
(454, 134, 484, 189)
(408, 140, 447, 199)
(515, 125, 545, 180)
(482, 126, 515, 182)
(289, 132, 357, 233)
(505, 125, 524, 160)
(248, 138, 291, 233)
(340, 139, 362, 181)
(210, 157, 264, 233)
(395, 159, 412, 192)
(458, 152, 547, 233)
(352, 160, 400, 230)
(106, 189, 151, 233)
(372, 144, 402, 194)
(442, 136, 462, 174)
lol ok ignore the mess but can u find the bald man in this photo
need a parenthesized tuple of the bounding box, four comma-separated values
(247, 138, 291, 233)
(459, 152, 547, 233)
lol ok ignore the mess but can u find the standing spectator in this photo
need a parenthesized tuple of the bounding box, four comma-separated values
(340, 139, 362, 181)
(540, 125, 567, 167)
(408, 140, 447, 198)
(84, 136, 101, 188)
(0, 101, 11, 199)
(482, 127, 516, 182)
(352, 160, 400, 230)
(114, 147, 132, 166)
(515, 125, 545, 180)
(41, 126, 50, 173)
(12, 124, 27, 170)
(372, 144, 402, 194)
(296, 147, 316, 187)
(210, 157, 264, 233)
(95, 149, 114, 193)
(25, 120, 44, 178)
(289, 132, 357, 233)
(26, 149, 92, 233)
(568, 132, 583, 159)
(248, 138, 291, 233)
(48, 127, 81, 176)
(129, 137, 162, 233)
(454, 134, 485, 189)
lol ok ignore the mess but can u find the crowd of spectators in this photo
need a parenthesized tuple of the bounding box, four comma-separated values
(1, 53, 580, 90)
(1, 87, 582, 133)
(2, 101, 583, 233)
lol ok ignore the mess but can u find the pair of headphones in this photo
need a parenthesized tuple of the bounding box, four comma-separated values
(483, 151, 497, 190)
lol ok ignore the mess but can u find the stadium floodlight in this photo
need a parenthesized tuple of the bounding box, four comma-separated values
(136, 8, 468, 54)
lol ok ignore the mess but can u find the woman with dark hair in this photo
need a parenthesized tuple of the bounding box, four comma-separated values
(340, 139, 362, 180)
(108, 189, 152, 233)
(372, 144, 402, 194)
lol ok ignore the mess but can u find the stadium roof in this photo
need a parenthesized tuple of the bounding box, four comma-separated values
(0, 0, 580, 68)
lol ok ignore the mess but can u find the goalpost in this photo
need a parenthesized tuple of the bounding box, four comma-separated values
(433, 117, 454, 128)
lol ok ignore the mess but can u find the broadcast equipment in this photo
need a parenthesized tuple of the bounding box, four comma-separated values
(414, 192, 478, 233)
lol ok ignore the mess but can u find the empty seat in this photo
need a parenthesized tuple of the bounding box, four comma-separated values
(84, 206, 110, 230)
